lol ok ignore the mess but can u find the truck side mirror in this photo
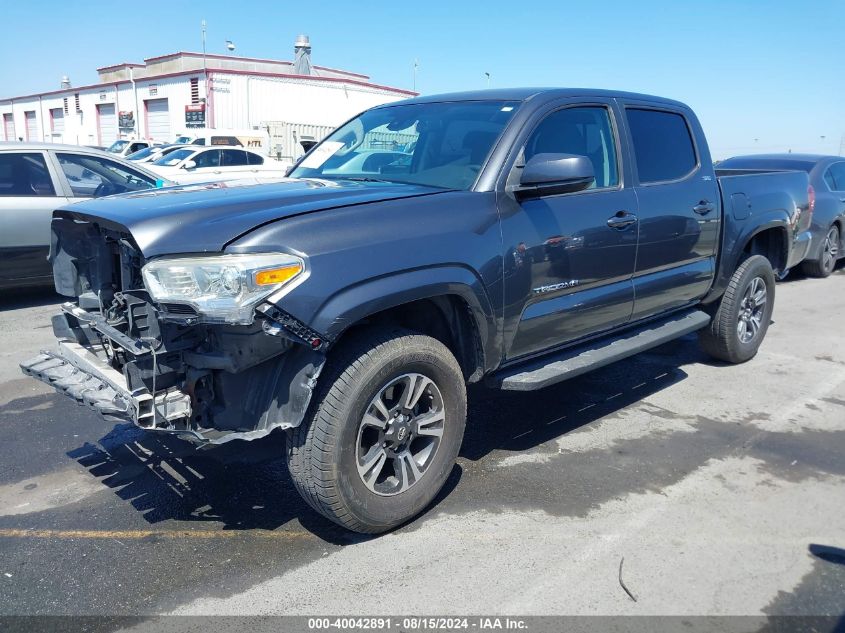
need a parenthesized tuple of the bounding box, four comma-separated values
(515, 153, 595, 199)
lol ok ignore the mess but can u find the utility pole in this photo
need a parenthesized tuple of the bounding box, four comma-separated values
(201, 19, 208, 102)
(412, 59, 419, 92)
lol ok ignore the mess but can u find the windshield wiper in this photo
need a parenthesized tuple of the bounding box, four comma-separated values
(332, 176, 399, 184)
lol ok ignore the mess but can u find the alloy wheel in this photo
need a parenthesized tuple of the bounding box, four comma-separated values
(822, 227, 839, 274)
(356, 373, 445, 496)
(737, 276, 767, 344)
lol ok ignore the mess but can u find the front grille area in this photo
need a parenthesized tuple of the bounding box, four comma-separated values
(160, 303, 199, 316)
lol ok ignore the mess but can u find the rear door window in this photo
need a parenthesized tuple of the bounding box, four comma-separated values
(825, 162, 845, 191)
(194, 150, 221, 168)
(0, 152, 56, 197)
(627, 108, 697, 183)
(247, 152, 264, 166)
(221, 149, 249, 166)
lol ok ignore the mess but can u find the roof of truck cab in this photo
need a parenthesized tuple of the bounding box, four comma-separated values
(379, 88, 689, 108)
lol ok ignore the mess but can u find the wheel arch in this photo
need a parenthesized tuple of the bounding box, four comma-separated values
(740, 224, 790, 273)
(312, 265, 498, 382)
(705, 215, 790, 305)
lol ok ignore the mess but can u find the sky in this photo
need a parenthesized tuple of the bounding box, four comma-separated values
(0, 0, 842, 159)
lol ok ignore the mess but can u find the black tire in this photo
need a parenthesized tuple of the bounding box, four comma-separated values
(286, 327, 467, 533)
(699, 255, 775, 364)
(801, 224, 840, 278)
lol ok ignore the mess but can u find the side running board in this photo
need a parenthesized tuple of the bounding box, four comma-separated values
(491, 310, 711, 391)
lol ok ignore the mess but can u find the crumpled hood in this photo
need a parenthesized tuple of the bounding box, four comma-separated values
(53, 177, 446, 258)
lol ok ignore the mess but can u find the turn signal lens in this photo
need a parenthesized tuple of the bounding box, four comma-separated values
(255, 264, 303, 286)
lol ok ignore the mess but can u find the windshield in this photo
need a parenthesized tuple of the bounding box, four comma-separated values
(152, 148, 195, 167)
(126, 147, 156, 161)
(106, 140, 129, 153)
(57, 153, 156, 197)
(289, 100, 520, 190)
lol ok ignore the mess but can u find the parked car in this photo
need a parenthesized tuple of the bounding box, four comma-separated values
(145, 145, 288, 184)
(174, 128, 271, 153)
(126, 144, 189, 164)
(22, 89, 811, 533)
(105, 139, 152, 157)
(718, 154, 845, 277)
(0, 143, 167, 289)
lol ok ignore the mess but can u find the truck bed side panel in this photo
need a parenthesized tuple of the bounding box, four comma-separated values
(707, 171, 809, 302)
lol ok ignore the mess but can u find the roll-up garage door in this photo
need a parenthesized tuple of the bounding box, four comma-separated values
(97, 104, 117, 145)
(3, 113, 14, 141)
(145, 99, 170, 142)
(25, 111, 38, 141)
(50, 108, 64, 141)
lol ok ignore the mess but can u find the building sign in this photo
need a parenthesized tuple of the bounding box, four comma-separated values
(149, 84, 158, 96)
(185, 103, 206, 128)
(118, 111, 135, 129)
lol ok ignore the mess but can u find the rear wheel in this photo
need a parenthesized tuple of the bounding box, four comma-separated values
(801, 225, 840, 278)
(286, 327, 467, 533)
(699, 255, 775, 363)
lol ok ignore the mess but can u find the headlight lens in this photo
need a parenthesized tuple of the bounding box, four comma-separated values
(142, 253, 305, 324)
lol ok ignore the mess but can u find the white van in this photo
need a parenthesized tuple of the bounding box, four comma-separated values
(173, 129, 270, 154)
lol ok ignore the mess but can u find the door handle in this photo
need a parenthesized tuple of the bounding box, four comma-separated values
(606, 211, 638, 229)
(693, 200, 715, 215)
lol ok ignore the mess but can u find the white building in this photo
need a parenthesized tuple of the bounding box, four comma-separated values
(0, 36, 416, 162)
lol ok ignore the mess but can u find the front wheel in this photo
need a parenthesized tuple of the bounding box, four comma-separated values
(286, 328, 467, 533)
(699, 255, 775, 364)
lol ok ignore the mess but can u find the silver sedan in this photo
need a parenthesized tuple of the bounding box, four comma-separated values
(0, 142, 167, 290)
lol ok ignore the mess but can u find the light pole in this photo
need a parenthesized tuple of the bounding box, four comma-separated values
(412, 59, 419, 92)
(485, 72, 491, 88)
(201, 19, 208, 102)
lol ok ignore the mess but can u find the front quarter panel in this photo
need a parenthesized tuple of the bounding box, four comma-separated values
(227, 191, 504, 372)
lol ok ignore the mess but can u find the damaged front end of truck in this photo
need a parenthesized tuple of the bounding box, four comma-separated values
(21, 211, 327, 445)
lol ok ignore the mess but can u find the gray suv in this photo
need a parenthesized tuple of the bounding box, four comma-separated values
(0, 142, 164, 289)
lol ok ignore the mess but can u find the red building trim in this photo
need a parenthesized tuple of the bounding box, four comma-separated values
(97, 62, 145, 72)
(95, 103, 101, 145)
(141, 51, 371, 80)
(1, 67, 416, 103)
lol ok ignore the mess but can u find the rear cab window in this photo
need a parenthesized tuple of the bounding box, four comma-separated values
(0, 152, 56, 197)
(626, 108, 697, 184)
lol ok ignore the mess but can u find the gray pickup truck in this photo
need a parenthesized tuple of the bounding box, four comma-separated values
(22, 89, 812, 533)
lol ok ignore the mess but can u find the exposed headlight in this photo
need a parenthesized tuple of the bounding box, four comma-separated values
(142, 253, 305, 324)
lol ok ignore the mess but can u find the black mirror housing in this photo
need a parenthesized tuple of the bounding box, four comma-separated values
(516, 153, 595, 199)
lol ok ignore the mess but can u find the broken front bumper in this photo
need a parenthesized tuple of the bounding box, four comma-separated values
(20, 300, 328, 446)
(21, 340, 191, 429)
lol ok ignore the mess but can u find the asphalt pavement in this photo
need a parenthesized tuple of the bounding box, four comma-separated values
(0, 267, 843, 625)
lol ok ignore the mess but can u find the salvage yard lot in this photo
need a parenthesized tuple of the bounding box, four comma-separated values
(0, 268, 843, 620)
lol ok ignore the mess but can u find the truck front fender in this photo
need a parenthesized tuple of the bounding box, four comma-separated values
(310, 265, 499, 374)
